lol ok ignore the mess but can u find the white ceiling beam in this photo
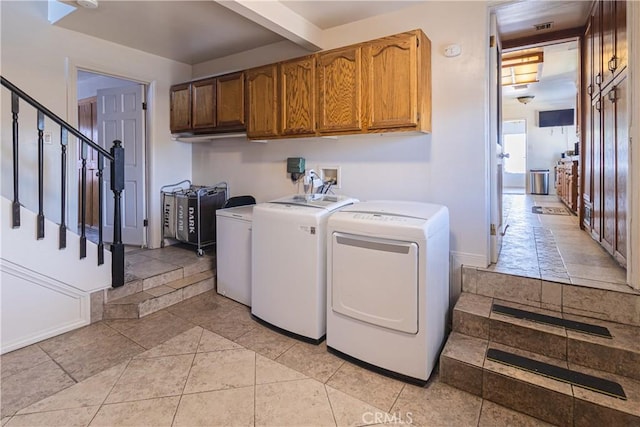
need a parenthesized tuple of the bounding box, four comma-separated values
(214, 0, 323, 51)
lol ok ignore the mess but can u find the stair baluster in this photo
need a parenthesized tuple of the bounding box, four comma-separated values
(11, 92, 20, 228)
(1, 76, 125, 288)
(80, 141, 87, 259)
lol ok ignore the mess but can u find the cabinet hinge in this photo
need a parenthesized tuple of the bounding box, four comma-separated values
(142, 102, 147, 110)
(490, 224, 496, 236)
(417, 112, 421, 122)
(143, 219, 148, 227)
(416, 38, 419, 48)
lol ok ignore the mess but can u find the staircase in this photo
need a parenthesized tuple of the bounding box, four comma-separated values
(440, 266, 640, 426)
(99, 246, 217, 320)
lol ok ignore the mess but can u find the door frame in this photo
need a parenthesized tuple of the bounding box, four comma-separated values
(65, 58, 152, 248)
(629, 1, 639, 289)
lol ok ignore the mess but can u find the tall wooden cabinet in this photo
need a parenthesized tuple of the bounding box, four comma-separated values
(581, 0, 628, 266)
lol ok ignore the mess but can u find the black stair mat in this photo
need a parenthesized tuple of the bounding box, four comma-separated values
(486, 348, 626, 400)
(492, 303, 612, 338)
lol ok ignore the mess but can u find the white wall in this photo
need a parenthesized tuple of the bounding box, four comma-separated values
(503, 99, 577, 194)
(0, 1, 192, 247)
(191, 1, 491, 269)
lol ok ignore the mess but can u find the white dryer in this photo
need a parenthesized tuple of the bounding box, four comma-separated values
(326, 201, 449, 383)
(251, 194, 357, 343)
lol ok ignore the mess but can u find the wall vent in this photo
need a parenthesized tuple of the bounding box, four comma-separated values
(534, 22, 553, 31)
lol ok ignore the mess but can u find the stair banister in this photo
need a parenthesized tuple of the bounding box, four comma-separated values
(1, 75, 125, 288)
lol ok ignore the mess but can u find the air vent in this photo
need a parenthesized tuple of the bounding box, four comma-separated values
(513, 84, 529, 90)
(534, 22, 553, 31)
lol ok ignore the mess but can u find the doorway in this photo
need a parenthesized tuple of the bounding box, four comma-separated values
(76, 70, 147, 247)
(502, 119, 527, 194)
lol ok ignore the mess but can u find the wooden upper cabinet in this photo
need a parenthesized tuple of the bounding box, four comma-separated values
(191, 78, 216, 130)
(246, 64, 279, 139)
(216, 72, 245, 130)
(170, 83, 191, 133)
(280, 56, 316, 136)
(613, 0, 626, 75)
(317, 46, 362, 134)
(363, 30, 431, 132)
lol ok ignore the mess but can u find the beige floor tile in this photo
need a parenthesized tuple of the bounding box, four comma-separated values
(0, 359, 76, 418)
(174, 386, 254, 427)
(478, 401, 554, 427)
(17, 362, 128, 415)
(255, 379, 335, 427)
(326, 385, 389, 427)
(392, 380, 482, 427)
(5, 406, 99, 427)
(235, 325, 297, 360)
(89, 396, 180, 427)
(115, 310, 195, 349)
(325, 363, 404, 412)
(276, 342, 344, 383)
(1, 345, 51, 380)
(201, 307, 259, 340)
(565, 263, 628, 285)
(184, 349, 255, 394)
(167, 292, 240, 325)
(256, 354, 308, 385)
(134, 326, 202, 359)
(105, 354, 194, 404)
(197, 329, 243, 353)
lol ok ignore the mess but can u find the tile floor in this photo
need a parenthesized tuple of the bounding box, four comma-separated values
(1, 290, 553, 426)
(487, 194, 630, 292)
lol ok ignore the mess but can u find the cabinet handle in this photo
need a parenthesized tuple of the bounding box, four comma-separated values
(587, 84, 593, 96)
(595, 100, 601, 111)
(608, 56, 617, 73)
(607, 87, 617, 103)
(595, 73, 602, 85)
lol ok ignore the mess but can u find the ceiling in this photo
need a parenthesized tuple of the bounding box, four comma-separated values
(56, 1, 589, 105)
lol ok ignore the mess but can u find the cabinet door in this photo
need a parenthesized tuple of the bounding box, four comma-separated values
(192, 78, 216, 130)
(613, 74, 628, 263)
(280, 56, 316, 136)
(365, 32, 418, 130)
(317, 46, 362, 134)
(602, 84, 616, 254)
(246, 65, 279, 139)
(592, 2, 603, 96)
(592, 98, 603, 241)
(216, 72, 245, 130)
(602, 0, 616, 86)
(170, 83, 191, 133)
(614, 0, 627, 74)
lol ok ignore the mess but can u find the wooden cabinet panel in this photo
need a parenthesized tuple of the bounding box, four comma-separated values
(280, 56, 316, 136)
(216, 72, 245, 130)
(602, 87, 616, 253)
(317, 46, 362, 134)
(602, 0, 615, 85)
(592, 97, 603, 241)
(614, 0, 627, 74)
(191, 78, 216, 130)
(365, 32, 418, 130)
(246, 64, 279, 139)
(613, 74, 628, 263)
(170, 83, 191, 133)
(592, 2, 603, 96)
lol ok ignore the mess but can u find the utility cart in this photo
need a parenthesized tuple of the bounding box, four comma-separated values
(161, 180, 228, 256)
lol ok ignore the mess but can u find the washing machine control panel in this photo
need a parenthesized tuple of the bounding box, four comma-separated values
(353, 213, 408, 222)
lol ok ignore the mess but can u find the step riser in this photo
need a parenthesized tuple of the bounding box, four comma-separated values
(462, 266, 640, 327)
(103, 276, 215, 320)
(453, 299, 640, 381)
(440, 333, 640, 427)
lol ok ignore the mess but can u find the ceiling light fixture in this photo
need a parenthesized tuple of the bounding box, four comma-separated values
(517, 96, 535, 105)
(501, 52, 544, 86)
(77, 0, 99, 9)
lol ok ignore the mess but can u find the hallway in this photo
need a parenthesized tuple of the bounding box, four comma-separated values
(488, 194, 630, 293)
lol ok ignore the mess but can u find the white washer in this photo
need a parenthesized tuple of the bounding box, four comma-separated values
(251, 194, 358, 342)
(216, 205, 254, 306)
(326, 201, 449, 383)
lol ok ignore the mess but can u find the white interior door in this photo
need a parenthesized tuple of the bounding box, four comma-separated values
(490, 13, 504, 263)
(97, 84, 146, 246)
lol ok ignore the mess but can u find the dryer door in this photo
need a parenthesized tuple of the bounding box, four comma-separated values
(331, 232, 419, 334)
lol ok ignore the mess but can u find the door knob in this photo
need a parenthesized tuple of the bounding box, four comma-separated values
(498, 153, 510, 159)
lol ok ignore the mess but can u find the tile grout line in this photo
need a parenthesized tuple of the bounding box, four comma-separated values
(387, 383, 406, 415)
(34, 343, 79, 385)
(322, 383, 339, 427)
(86, 356, 134, 426)
(169, 327, 203, 426)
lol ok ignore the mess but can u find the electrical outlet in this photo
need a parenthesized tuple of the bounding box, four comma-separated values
(319, 165, 341, 189)
(44, 131, 52, 145)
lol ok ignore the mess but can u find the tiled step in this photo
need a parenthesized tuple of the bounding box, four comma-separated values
(453, 292, 640, 381)
(440, 332, 640, 426)
(103, 270, 215, 319)
(461, 266, 640, 327)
